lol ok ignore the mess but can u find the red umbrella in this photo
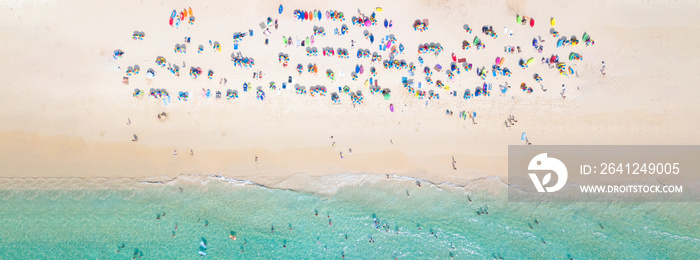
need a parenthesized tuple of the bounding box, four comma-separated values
(530, 18, 535, 28)
(452, 53, 456, 62)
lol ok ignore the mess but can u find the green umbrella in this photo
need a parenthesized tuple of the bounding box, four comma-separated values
(384, 93, 391, 100)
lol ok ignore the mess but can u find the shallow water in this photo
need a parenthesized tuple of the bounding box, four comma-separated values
(0, 176, 697, 259)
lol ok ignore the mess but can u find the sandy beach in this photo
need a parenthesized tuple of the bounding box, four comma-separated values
(1, 0, 699, 190)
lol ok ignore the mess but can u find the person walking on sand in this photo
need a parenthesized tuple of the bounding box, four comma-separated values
(600, 61, 606, 75)
(173, 150, 177, 157)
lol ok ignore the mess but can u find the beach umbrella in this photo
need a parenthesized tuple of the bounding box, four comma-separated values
(278, 5, 283, 14)
(530, 18, 534, 27)
(550, 17, 555, 26)
(376, 7, 383, 12)
(527, 58, 534, 65)
(355, 65, 360, 73)
(495, 57, 501, 65)
(317, 11, 321, 20)
(568, 67, 575, 75)
(389, 103, 394, 112)
(516, 15, 520, 24)
(384, 93, 391, 100)
(369, 34, 374, 43)
(384, 19, 388, 28)
(364, 19, 371, 27)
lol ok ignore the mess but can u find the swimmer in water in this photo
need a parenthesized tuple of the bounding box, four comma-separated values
(229, 235, 237, 240)
(534, 218, 539, 224)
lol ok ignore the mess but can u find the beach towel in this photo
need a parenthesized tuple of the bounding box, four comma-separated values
(521, 132, 526, 141)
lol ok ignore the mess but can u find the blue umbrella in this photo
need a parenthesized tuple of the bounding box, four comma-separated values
(278, 5, 283, 14)
(369, 34, 374, 43)
(355, 65, 360, 73)
(384, 19, 388, 28)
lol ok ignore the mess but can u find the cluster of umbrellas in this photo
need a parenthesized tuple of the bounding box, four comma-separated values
(534, 73, 542, 82)
(429, 91, 440, 100)
(256, 89, 265, 101)
(113, 49, 124, 59)
(583, 33, 594, 46)
(363, 31, 375, 44)
(189, 67, 202, 79)
(125, 65, 140, 76)
(207, 69, 214, 79)
(462, 40, 471, 50)
(168, 65, 180, 76)
(327, 10, 345, 21)
(371, 53, 382, 63)
(150, 89, 169, 99)
(177, 91, 190, 101)
(520, 82, 533, 93)
(557, 62, 575, 76)
(417, 43, 443, 56)
(436, 80, 448, 90)
(310, 86, 327, 97)
(322, 48, 335, 57)
(132, 31, 145, 40)
(481, 25, 498, 38)
(519, 57, 535, 69)
(155, 57, 166, 68)
(278, 54, 289, 67)
(295, 86, 307, 95)
(326, 70, 335, 81)
(331, 93, 340, 103)
(226, 90, 239, 100)
(313, 27, 326, 36)
(231, 55, 254, 68)
(357, 49, 371, 58)
(413, 19, 428, 32)
(307, 63, 318, 74)
(306, 48, 318, 56)
(174, 44, 186, 54)
(232, 32, 248, 43)
(351, 12, 377, 27)
(169, 7, 194, 28)
(473, 36, 485, 50)
(349, 91, 364, 104)
(337, 48, 349, 59)
(133, 89, 144, 98)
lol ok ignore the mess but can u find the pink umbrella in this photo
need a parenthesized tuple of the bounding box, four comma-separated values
(390, 104, 394, 112)
(364, 19, 371, 27)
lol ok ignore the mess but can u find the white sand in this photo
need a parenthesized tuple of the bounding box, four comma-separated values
(1, 0, 699, 189)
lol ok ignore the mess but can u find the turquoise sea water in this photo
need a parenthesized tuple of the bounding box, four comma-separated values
(0, 176, 698, 259)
